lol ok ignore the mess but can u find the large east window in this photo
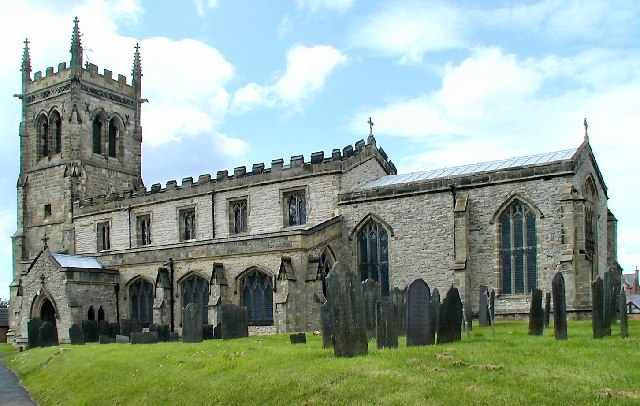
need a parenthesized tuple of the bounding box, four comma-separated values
(499, 200, 537, 294)
(357, 219, 390, 296)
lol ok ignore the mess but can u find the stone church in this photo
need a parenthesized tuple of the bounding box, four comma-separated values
(7, 20, 620, 347)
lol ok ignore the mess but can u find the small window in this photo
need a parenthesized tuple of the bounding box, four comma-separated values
(92, 117, 104, 154)
(97, 221, 111, 251)
(179, 208, 196, 241)
(230, 200, 248, 234)
(136, 214, 151, 246)
(284, 190, 306, 226)
(44, 204, 52, 218)
(108, 118, 118, 158)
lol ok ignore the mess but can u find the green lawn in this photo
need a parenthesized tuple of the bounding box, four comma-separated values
(0, 342, 16, 356)
(4, 321, 640, 405)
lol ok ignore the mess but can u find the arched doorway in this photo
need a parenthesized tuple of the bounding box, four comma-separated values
(40, 298, 56, 325)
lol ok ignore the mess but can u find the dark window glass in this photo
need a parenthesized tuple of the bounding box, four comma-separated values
(357, 219, 390, 296)
(499, 201, 537, 294)
(97, 306, 105, 322)
(97, 221, 110, 251)
(241, 270, 273, 326)
(137, 215, 151, 246)
(286, 191, 306, 226)
(180, 209, 196, 241)
(181, 275, 209, 324)
(49, 111, 62, 155)
(130, 278, 153, 326)
(92, 118, 103, 154)
(88, 306, 95, 321)
(39, 115, 49, 158)
(108, 118, 118, 158)
(232, 201, 248, 234)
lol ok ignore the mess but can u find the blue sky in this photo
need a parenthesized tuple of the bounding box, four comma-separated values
(0, 0, 639, 299)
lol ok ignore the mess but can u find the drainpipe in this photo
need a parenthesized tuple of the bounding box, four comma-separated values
(164, 258, 175, 332)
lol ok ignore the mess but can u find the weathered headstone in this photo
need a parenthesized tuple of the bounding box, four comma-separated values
(203, 324, 214, 340)
(98, 320, 117, 338)
(99, 335, 116, 344)
(290, 333, 307, 344)
(552, 272, 568, 340)
(603, 269, 612, 335)
(324, 262, 368, 357)
(119, 318, 141, 337)
(463, 301, 473, 334)
(320, 301, 333, 348)
(362, 279, 380, 340)
(169, 332, 180, 341)
(611, 268, 621, 325)
(619, 289, 628, 338)
(406, 279, 434, 346)
(182, 303, 203, 343)
(39, 322, 59, 347)
(116, 334, 130, 344)
(213, 322, 222, 339)
(528, 288, 544, 336)
(389, 287, 406, 335)
(431, 288, 441, 336)
(69, 323, 85, 345)
(544, 292, 551, 328)
(130, 331, 158, 344)
(220, 304, 249, 340)
(489, 289, 495, 324)
(376, 299, 398, 349)
(478, 285, 490, 327)
(437, 286, 463, 344)
(82, 319, 98, 342)
(592, 277, 605, 339)
(27, 317, 43, 348)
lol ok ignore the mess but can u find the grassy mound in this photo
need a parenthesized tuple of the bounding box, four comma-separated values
(5, 321, 640, 405)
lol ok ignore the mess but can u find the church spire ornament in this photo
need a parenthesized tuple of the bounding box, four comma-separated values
(21, 38, 31, 88)
(70, 16, 83, 75)
(583, 117, 589, 143)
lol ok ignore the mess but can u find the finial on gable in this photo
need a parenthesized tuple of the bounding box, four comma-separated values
(70, 16, 83, 75)
(583, 117, 589, 143)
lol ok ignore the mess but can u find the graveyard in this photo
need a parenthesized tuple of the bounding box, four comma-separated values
(2, 319, 638, 405)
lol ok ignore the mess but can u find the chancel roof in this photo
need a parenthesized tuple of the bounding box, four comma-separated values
(52, 253, 103, 269)
(354, 148, 578, 191)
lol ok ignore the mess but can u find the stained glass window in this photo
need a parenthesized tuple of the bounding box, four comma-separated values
(357, 219, 390, 296)
(130, 278, 153, 326)
(182, 275, 209, 324)
(241, 270, 273, 326)
(499, 201, 537, 294)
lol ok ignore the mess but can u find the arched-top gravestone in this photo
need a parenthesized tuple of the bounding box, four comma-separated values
(437, 286, 463, 344)
(406, 279, 434, 346)
(182, 303, 203, 343)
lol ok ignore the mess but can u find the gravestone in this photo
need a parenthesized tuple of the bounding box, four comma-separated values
(406, 279, 434, 346)
(437, 286, 463, 344)
(320, 301, 333, 348)
(610, 268, 621, 325)
(431, 288, 441, 336)
(552, 272, 568, 340)
(98, 320, 117, 338)
(82, 319, 99, 342)
(290, 333, 307, 344)
(376, 299, 398, 349)
(389, 287, 406, 335)
(69, 323, 85, 345)
(220, 304, 249, 340)
(203, 324, 214, 340)
(619, 289, 628, 338)
(528, 288, 544, 336)
(131, 331, 158, 344)
(27, 317, 43, 348)
(603, 269, 612, 335)
(39, 322, 59, 347)
(213, 322, 222, 339)
(116, 334, 130, 344)
(119, 319, 141, 337)
(463, 301, 473, 334)
(182, 303, 204, 343)
(489, 289, 495, 324)
(362, 279, 380, 340)
(592, 277, 605, 339)
(478, 285, 490, 327)
(99, 335, 116, 344)
(169, 332, 180, 341)
(544, 292, 551, 328)
(324, 262, 368, 357)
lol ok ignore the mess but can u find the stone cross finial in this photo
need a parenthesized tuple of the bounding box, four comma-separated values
(41, 234, 49, 251)
(583, 118, 589, 141)
(367, 117, 374, 136)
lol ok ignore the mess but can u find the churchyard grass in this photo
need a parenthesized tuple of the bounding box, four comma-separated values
(5, 320, 640, 405)
(0, 342, 15, 355)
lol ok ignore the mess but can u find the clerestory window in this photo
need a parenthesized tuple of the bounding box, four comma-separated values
(179, 208, 196, 241)
(230, 200, 248, 234)
(97, 221, 111, 251)
(136, 214, 151, 246)
(284, 190, 306, 226)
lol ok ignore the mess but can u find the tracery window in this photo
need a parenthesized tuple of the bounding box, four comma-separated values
(231, 200, 248, 234)
(97, 221, 110, 251)
(181, 275, 209, 324)
(584, 180, 597, 259)
(37, 114, 49, 158)
(179, 208, 196, 241)
(285, 191, 306, 226)
(108, 118, 118, 158)
(92, 117, 104, 154)
(129, 278, 153, 326)
(357, 219, 390, 296)
(499, 200, 537, 294)
(240, 270, 273, 326)
(136, 214, 151, 246)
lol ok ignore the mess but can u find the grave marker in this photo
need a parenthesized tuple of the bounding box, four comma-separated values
(182, 303, 204, 343)
(376, 299, 398, 349)
(406, 279, 434, 346)
(528, 288, 544, 336)
(552, 272, 568, 340)
(437, 286, 463, 344)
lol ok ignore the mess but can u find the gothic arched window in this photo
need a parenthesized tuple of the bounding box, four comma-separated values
(49, 111, 62, 154)
(499, 200, 537, 294)
(37, 114, 49, 158)
(584, 179, 598, 280)
(92, 116, 104, 154)
(181, 274, 209, 324)
(98, 306, 105, 322)
(319, 247, 335, 298)
(240, 270, 273, 326)
(129, 278, 154, 326)
(87, 305, 95, 321)
(108, 118, 119, 158)
(357, 219, 390, 296)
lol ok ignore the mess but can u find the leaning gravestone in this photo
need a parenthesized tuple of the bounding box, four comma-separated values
(39, 322, 59, 347)
(528, 288, 544, 336)
(182, 303, 204, 343)
(610, 268, 621, 325)
(544, 292, 551, 328)
(389, 287, 406, 335)
(220, 304, 249, 340)
(320, 301, 333, 348)
(324, 262, 368, 357)
(406, 279, 434, 346)
(592, 277, 605, 339)
(69, 323, 85, 345)
(552, 272, 568, 340)
(437, 286, 463, 344)
(478, 285, 490, 327)
(431, 287, 441, 336)
(82, 319, 99, 342)
(213, 322, 222, 339)
(376, 299, 398, 349)
(28, 317, 43, 348)
(362, 279, 380, 340)
(131, 331, 158, 344)
(619, 289, 628, 338)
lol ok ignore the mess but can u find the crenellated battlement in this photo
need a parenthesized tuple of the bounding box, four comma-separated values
(73, 136, 396, 214)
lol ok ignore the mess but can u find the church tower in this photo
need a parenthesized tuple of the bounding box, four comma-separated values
(12, 18, 144, 278)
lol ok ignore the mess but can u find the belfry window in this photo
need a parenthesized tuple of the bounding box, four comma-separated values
(129, 278, 153, 326)
(240, 270, 273, 326)
(357, 219, 390, 296)
(38, 114, 49, 158)
(181, 275, 209, 324)
(108, 118, 118, 158)
(92, 117, 104, 154)
(97, 221, 110, 251)
(179, 208, 196, 241)
(499, 200, 537, 294)
(231, 200, 248, 234)
(48, 111, 62, 155)
(285, 190, 306, 226)
(136, 214, 151, 246)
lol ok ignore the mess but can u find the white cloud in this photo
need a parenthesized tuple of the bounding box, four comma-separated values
(297, 0, 354, 13)
(194, 0, 219, 18)
(232, 45, 347, 112)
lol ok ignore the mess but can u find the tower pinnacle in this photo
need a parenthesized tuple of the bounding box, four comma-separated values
(132, 42, 142, 84)
(21, 38, 31, 88)
(70, 16, 83, 75)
